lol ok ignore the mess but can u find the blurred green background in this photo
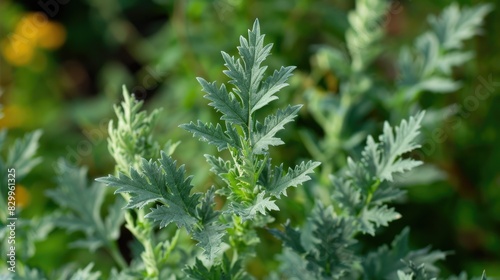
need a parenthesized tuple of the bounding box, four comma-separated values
(0, 0, 499, 277)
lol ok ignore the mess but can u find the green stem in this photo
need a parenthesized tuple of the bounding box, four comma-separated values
(163, 229, 180, 261)
(365, 179, 381, 206)
(143, 238, 159, 276)
(123, 207, 160, 276)
(108, 241, 128, 270)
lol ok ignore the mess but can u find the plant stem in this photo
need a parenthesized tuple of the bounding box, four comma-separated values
(108, 241, 128, 270)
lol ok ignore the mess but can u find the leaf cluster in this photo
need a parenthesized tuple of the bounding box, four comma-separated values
(46, 160, 125, 253)
(108, 87, 163, 174)
(97, 20, 321, 277)
(272, 113, 451, 279)
(397, 4, 494, 100)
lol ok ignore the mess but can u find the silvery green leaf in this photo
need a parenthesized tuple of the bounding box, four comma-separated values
(6, 130, 42, 181)
(97, 151, 201, 231)
(231, 192, 279, 222)
(197, 77, 247, 126)
(252, 105, 301, 154)
(429, 4, 493, 49)
(69, 263, 101, 280)
(181, 121, 237, 151)
(265, 160, 321, 198)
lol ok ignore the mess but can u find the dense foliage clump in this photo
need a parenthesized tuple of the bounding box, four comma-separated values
(0, 1, 495, 279)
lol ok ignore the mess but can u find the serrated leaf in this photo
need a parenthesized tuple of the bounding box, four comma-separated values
(398, 270, 414, 280)
(192, 19, 295, 143)
(181, 121, 237, 151)
(416, 32, 439, 77)
(363, 228, 447, 279)
(331, 113, 426, 235)
(381, 158, 423, 181)
(6, 130, 42, 180)
(205, 155, 232, 177)
(108, 87, 161, 173)
(159, 153, 201, 212)
(196, 186, 219, 225)
(345, 156, 372, 192)
(197, 77, 247, 125)
(98, 167, 161, 209)
(251, 66, 295, 113)
(231, 192, 279, 221)
(305, 203, 358, 278)
(400, 261, 432, 280)
(429, 3, 493, 49)
(97, 151, 201, 231)
(185, 255, 250, 280)
(69, 263, 101, 280)
(359, 205, 401, 236)
(330, 177, 362, 215)
(397, 4, 491, 102)
(381, 112, 424, 161)
(46, 160, 119, 253)
(185, 258, 214, 280)
(345, 0, 388, 73)
(437, 51, 474, 74)
(265, 160, 321, 198)
(371, 182, 407, 205)
(221, 20, 273, 112)
(366, 112, 425, 182)
(192, 223, 227, 262)
(252, 105, 301, 154)
(146, 204, 198, 230)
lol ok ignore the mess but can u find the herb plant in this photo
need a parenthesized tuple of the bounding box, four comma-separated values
(97, 19, 320, 278)
(0, 3, 495, 279)
(301, 1, 492, 180)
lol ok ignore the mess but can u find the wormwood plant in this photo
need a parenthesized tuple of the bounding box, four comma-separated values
(302, 1, 492, 179)
(97, 19, 320, 278)
(1, 14, 493, 280)
(270, 112, 454, 279)
(0, 99, 54, 277)
(0, 129, 46, 266)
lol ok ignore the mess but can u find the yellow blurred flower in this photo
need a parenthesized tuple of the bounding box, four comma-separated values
(15, 185, 31, 208)
(1, 12, 65, 66)
(37, 22, 66, 50)
(0, 105, 28, 128)
(1, 37, 35, 66)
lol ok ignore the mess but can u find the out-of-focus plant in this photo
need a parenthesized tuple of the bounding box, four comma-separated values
(300, 0, 492, 182)
(294, 1, 497, 275)
(271, 112, 450, 279)
(0, 110, 57, 277)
